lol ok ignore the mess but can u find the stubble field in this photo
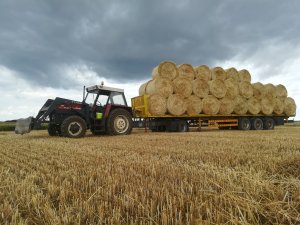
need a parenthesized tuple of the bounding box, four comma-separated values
(0, 126, 300, 225)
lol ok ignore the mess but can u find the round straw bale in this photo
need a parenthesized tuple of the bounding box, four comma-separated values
(273, 98, 284, 115)
(146, 78, 173, 98)
(219, 97, 235, 114)
(238, 69, 251, 82)
(194, 65, 211, 81)
(224, 78, 239, 99)
(151, 61, 178, 80)
(225, 67, 239, 82)
(233, 96, 248, 115)
(167, 94, 187, 116)
(173, 77, 192, 98)
(138, 81, 150, 96)
(239, 81, 253, 99)
(202, 95, 220, 115)
(263, 83, 276, 98)
(211, 67, 226, 81)
(275, 84, 288, 98)
(192, 78, 209, 98)
(247, 97, 261, 115)
(284, 97, 296, 116)
(209, 79, 227, 98)
(186, 95, 203, 115)
(178, 64, 195, 80)
(252, 82, 264, 100)
(261, 97, 275, 115)
(148, 94, 167, 116)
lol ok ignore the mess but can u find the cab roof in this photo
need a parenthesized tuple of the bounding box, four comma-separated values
(86, 85, 124, 94)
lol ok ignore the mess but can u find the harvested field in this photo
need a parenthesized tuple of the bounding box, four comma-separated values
(1, 127, 300, 224)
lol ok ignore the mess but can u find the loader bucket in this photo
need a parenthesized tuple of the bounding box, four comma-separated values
(15, 117, 33, 135)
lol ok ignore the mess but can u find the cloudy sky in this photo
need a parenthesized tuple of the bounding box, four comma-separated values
(0, 0, 299, 121)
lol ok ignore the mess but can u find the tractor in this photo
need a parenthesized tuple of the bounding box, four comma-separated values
(15, 84, 133, 138)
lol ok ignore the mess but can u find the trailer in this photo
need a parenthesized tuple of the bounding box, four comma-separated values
(131, 95, 289, 132)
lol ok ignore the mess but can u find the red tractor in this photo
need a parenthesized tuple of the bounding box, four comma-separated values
(15, 84, 133, 138)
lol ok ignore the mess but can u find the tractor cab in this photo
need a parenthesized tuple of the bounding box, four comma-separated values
(83, 84, 132, 135)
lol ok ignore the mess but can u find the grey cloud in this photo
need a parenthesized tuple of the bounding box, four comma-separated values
(0, 0, 300, 88)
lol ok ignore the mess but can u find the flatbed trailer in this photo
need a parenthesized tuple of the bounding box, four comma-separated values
(131, 95, 289, 132)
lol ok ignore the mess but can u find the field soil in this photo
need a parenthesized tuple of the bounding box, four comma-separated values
(1, 126, 300, 224)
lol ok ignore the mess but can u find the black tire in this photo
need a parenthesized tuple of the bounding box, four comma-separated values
(177, 120, 189, 132)
(219, 126, 230, 130)
(48, 124, 58, 136)
(263, 118, 275, 130)
(106, 109, 132, 135)
(61, 116, 87, 138)
(251, 118, 264, 130)
(238, 117, 251, 130)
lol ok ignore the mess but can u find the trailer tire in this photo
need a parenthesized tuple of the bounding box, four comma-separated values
(61, 116, 87, 138)
(106, 109, 132, 135)
(251, 118, 263, 130)
(238, 117, 251, 130)
(263, 118, 275, 130)
(177, 120, 189, 132)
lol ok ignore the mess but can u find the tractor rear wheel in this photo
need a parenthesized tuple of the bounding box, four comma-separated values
(61, 116, 87, 138)
(106, 109, 132, 135)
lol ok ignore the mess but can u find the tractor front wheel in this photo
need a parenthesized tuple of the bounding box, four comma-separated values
(48, 124, 61, 136)
(61, 116, 87, 138)
(106, 109, 132, 135)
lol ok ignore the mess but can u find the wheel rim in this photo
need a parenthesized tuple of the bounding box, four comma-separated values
(114, 115, 129, 134)
(243, 120, 250, 130)
(255, 120, 263, 130)
(68, 122, 82, 137)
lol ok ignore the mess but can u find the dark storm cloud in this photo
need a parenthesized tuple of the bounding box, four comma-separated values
(0, 0, 300, 88)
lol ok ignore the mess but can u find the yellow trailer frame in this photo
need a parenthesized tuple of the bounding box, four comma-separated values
(131, 95, 289, 130)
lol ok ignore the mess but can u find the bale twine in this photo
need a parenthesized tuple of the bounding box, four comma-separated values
(239, 81, 253, 99)
(138, 81, 149, 96)
(173, 77, 192, 98)
(225, 67, 239, 82)
(194, 65, 211, 81)
(273, 98, 284, 115)
(209, 79, 227, 98)
(284, 97, 296, 116)
(224, 78, 239, 99)
(178, 64, 195, 80)
(167, 94, 187, 116)
(152, 61, 178, 80)
(233, 96, 248, 114)
(247, 97, 261, 115)
(211, 67, 226, 81)
(275, 84, 288, 98)
(261, 97, 275, 115)
(219, 97, 235, 114)
(238, 69, 251, 82)
(192, 78, 209, 98)
(202, 95, 220, 115)
(146, 78, 173, 98)
(263, 83, 276, 98)
(252, 82, 264, 100)
(148, 94, 167, 116)
(186, 95, 203, 115)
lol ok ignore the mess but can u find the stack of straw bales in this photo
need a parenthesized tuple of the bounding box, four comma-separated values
(139, 61, 297, 117)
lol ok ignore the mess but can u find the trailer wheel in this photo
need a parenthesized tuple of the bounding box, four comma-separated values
(263, 118, 275, 130)
(177, 120, 189, 132)
(238, 117, 251, 130)
(107, 109, 132, 135)
(251, 118, 263, 130)
(61, 116, 87, 138)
